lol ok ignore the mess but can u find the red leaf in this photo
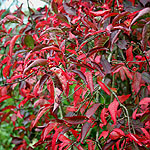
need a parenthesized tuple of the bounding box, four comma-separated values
(139, 97, 150, 105)
(99, 131, 109, 139)
(73, 84, 83, 107)
(108, 99, 119, 125)
(34, 99, 49, 108)
(8, 35, 21, 57)
(2, 64, 12, 78)
(141, 128, 150, 139)
(42, 123, 57, 140)
(64, 116, 87, 125)
(32, 106, 50, 128)
(122, 66, 132, 80)
(0, 95, 11, 103)
(113, 128, 125, 136)
(100, 108, 108, 125)
(85, 103, 101, 118)
(23, 59, 47, 74)
(90, 9, 110, 16)
(85, 72, 94, 94)
(118, 94, 131, 103)
(132, 72, 141, 94)
(81, 122, 91, 143)
(126, 46, 133, 67)
(97, 81, 111, 95)
(52, 127, 62, 150)
(126, 133, 142, 146)
(109, 131, 121, 140)
(50, 67, 69, 96)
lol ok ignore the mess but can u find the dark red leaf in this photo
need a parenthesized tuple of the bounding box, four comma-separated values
(81, 122, 91, 143)
(142, 72, 150, 84)
(130, 7, 150, 27)
(87, 47, 108, 57)
(63, 3, 76, 15)
(40, 27, 63, 36)
(112, 11, 130, 26)
(56, 13, 69, 24)
(72, 69, 88, 84)
(90, 61, 105, 77)
(142, 21, 150, 51)
(39, 74, 49, 90)
(64, 116, 87, 125)
(85, 103, 101, 118)
(132, 72, 141, 94)
(103, 139, 119, 150)
(100, 55, 111, 74)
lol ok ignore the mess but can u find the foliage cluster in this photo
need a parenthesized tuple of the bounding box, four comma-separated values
(0, 0, 150, 149)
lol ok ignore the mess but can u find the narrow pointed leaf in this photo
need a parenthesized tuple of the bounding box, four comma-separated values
(32, 107, 50, 128)
(0, 95, 11, 103)
(112, 11, 130, 26)
(23, 59, 47, 74)
(72, 69, 88, 84)
(64, 116, 87, 125)
(100, 55, 111, 74)
(142, 21, 150, 51)
(85, 103, 101, 118)
(142, 72, 150, 84)
(108, 99, 119, 125)
(85, 72, 94, 94)
(139, 97, 150, 105)
(130, 7, 150, 27)
(8, 35, 21, 57)
(97, 81, 111, 95)
(81, 122, 91, 142)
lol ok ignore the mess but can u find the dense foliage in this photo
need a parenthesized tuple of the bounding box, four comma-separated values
(0, 0, 150, 149)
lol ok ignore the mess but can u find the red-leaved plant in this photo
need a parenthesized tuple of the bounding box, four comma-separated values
(0, 0, 150, 149)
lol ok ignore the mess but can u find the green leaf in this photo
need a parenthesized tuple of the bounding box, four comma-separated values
(24, 35, 34, 49)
